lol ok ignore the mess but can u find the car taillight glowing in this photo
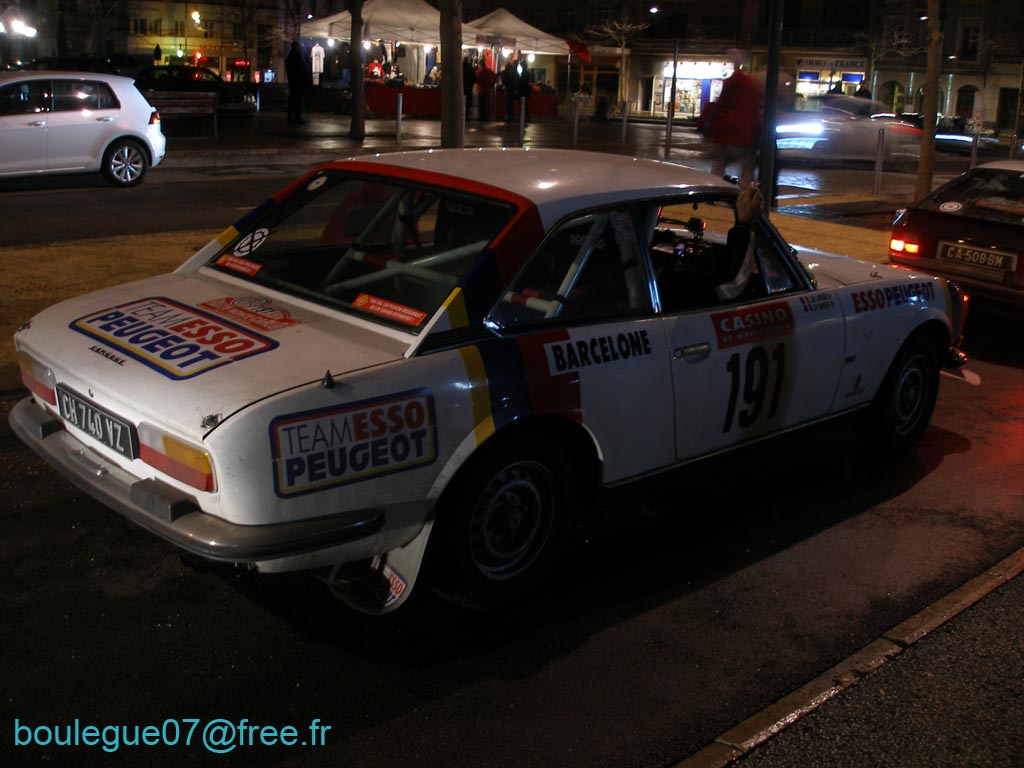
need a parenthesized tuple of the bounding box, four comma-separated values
(138, 423, 215, 492)
(149, 110, 161, 125)
(17, 351, 56, 405)
(889, 237, 920, 255)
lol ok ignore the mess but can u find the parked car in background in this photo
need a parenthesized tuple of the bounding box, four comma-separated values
(134, 64, 256, 115)
(22, 55, 142, 77)
(895, 112, 1002, 155)
(0, 70, 165, 187)
(889, 160, 1024, 310)
(776, 94, 922, 165)
(10, 150, 969, 615)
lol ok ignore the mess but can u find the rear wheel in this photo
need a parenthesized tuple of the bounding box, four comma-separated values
(102, 139, 148, 187)
(856, 335, 939, 456)
(428, 437, 575, 607)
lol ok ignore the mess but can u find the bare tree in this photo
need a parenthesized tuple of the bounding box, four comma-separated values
(856, 0, 928, 92)
(439, 0, 464, 147)
(582, 18, 649, 104)
(80, 0, 126, 53)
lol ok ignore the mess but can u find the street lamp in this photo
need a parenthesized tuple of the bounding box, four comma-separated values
(649, 5, 678, 150)
(1, 7, 38, 68)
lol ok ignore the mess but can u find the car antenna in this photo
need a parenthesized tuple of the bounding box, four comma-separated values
(321, 370, 335, 389)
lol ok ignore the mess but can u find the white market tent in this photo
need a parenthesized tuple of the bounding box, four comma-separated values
(468, 7, 570, 56)
(300, 0, 486, 48)
(300, 0, 489, 84)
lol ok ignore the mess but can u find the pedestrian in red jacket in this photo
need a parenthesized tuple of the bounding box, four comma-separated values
(705, 52, 762, 186)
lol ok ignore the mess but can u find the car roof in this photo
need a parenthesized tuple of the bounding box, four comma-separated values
(337, 149, 735, 221)
(0, 70, 134, 85)
(977, 160, 1024, 172)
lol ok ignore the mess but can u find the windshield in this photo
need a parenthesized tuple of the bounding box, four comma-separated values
(207, 170, 516, 331)
(920, 167, 1024, 226)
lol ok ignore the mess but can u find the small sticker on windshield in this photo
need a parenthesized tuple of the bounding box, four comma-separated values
(307, 176, 328, 192)
(939, 201, 962, 212)
(217, 254, 262, 276)
(234, 228, 269, 256)
(353, 293, 427, 326)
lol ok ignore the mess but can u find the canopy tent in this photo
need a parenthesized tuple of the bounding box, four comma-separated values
(300, 0, 486, 48)
(468, 8, 570, 56)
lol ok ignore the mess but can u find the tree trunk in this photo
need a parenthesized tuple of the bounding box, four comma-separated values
(439, 0, 465, 148)
(914, 0, 941, 201)
(349, 0, 366, 141)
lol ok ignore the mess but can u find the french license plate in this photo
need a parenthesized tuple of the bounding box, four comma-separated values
(937, 241, 1018, 272)
(56, 385, 138, 459)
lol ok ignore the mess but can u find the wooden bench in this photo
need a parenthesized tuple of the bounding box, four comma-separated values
(143, 90, 219, 138)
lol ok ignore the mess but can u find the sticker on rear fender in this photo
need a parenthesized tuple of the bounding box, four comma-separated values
(70, 297, 277, 379)
(269, 390, 438, 497)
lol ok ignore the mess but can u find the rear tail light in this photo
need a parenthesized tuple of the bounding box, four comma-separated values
(889, 237, 920, 255)
(149, 109, 161, 125)
(17, 351, 56, 405)
(138, 423, 215, 492)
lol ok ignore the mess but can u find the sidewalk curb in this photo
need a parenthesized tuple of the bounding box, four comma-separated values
(671, 547, 1024, 768)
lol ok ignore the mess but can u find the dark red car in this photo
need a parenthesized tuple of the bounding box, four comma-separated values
(889, 160, 1024, 310)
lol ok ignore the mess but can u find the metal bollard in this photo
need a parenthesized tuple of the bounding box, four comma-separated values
(621, 100, 628, 144)
(572, 99, 579, 146)
(873, 127, 886, 196)
(519, 97, 526, 145)
(970, 134, 979, 168)
(396, 93, 403, 147)
(1012, 136, 1019, 161)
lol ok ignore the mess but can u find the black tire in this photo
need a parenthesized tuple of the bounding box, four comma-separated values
(856, 334, 940, 456)
(102, 139, 148, 187)
(428, 437, 576, 607)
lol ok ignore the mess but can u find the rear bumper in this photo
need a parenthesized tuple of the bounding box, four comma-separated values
(9, 397, 384, 564)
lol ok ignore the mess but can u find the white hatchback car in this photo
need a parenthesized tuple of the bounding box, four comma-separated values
(0, 70, 166, 187)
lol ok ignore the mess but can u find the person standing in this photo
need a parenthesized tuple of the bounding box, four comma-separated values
(285, 41, 309, 124)
(501, 61, 517, 122)
(705, 51, 762, 187)
(475, 63, 495, 121)
(516, 62, 532, 123)
(462, 56, 476, 119)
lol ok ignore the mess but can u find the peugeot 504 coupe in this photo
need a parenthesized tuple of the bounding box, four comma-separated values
(11, 149, 969, 613)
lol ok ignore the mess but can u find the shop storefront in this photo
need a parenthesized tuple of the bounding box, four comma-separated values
(789, 56, 867, 102)
(649, 59, 734, 120)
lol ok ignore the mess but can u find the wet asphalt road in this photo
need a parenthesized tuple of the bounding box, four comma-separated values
(2, 312, 1022, 768)
(2, 122, 1022, 767)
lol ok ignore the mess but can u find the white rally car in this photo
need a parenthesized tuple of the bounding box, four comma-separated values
(11, 149, 969, 614)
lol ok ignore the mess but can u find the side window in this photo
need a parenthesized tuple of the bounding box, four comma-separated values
(95, 82, 120, 110)
(648, 197, 798, 313)
(489, 207, 653, 329)
(52, 80, 100, 112)
(0, 81, 49, 116)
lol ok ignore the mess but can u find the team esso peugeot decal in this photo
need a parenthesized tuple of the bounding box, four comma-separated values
(270, 390, 438, 497)
(70, 297, 277, 379)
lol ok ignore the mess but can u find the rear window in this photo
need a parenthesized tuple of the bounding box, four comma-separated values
(206, 169, 516, 332)
(920, 167, 1024, 225)
(51, 79, 120, 112)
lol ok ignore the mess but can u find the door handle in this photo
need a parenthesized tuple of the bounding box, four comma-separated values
(29, 120, 47, 127)
(96, 116, 115, 122)
(674, 343, 711, 362)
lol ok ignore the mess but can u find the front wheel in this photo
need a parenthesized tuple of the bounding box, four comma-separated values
(428, 437, 576, 607)
(856, 335, 940, 456)
(102, 140, 148, 187)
